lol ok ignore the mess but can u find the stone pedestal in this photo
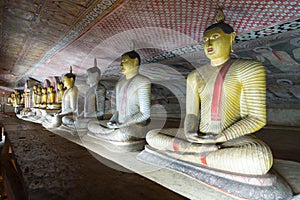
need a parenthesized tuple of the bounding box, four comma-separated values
(137, 145, 293, 200)
(82, 132, 146, 152)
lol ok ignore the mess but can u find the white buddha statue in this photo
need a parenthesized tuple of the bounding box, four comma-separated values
(87, 50, 151, 145)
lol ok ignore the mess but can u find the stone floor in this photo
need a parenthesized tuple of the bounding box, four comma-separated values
(0, 114, 186, 200)
(1, 113, 300, 200)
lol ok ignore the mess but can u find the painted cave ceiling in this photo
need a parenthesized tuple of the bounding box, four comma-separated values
(0, 0, 299, 90)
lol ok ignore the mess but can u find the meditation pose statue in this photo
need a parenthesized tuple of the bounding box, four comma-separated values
(7, 93, 14, 105)
(35, 86, 42, 107)
(56, 82, 65, 104)
(32, 85, 38, 107)
(47, 86, 55, 105)
(64, 60, 106, 130)
(145, 12, 273, 175)
(39, 87, 48, 108)
(42, 68, 78, 128)
(87, 51, 151, 145)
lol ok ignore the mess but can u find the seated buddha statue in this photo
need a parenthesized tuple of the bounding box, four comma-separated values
(7, 93, 14, 105)
(63, 60, 106, 130)
(87, 50, 151, 145)
(20, 92, 25, 105)
(35, 86, 42, 107)
(42, 67, 78, 128)
(56, 82, 65, 104)
(144, 13, 273, 175)
(39, 87, 48, 108)
(46, 86, 57, 108)
(32, 85, 38, 107)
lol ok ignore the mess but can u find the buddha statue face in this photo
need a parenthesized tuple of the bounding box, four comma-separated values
(14, 90, 19, 95)
(37, 87, 41, 93)
(42, 88, 47, 94)
(47, 86, 53, 93)
(203, 28, 235, 62)
(120, 55, 139, 76)
(57, 82, 64, 90)
(87, 71, 99, 86)
(63, 76, 74, 89)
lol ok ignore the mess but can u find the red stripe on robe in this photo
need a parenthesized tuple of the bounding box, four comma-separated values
(211, 59, 235, 121)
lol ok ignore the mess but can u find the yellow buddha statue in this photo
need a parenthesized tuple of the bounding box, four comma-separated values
(20, 92, 25, 105)
(40, 87, 47, 108)
(35, 86, 42, 107)
(7, 93, 14, 105)
(144, 12, 273, 175)
(32, 85, 38, 107)
(56, 82, 65, 104)
(42, 67, 78, 128)
(86, 51, 151, 150)
(47, 86, 56, 104)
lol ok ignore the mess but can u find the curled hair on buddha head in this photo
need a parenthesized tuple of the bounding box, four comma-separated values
(87, 58, 101, 75)
(203, 7, 234, 35)
(64, 66, 76, 81)
(121, 50, 141, 65)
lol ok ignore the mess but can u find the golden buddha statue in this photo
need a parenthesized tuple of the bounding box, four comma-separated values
(56, 82, 65, 104)
(144, 11, 273, 175)
(40, 87, 47, 108)
(32, 85, 38, 107)
(20, 92, 25, 105)
(42, 67, 78, 128)
(47, 86, 56, 105)
(35, 86, 42, 107)
(7, 93, 14, 105)
(12, 90, 21, 107)
(87, 51, 151, 148)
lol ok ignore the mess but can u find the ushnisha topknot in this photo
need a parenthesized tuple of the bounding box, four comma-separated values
(64, 66, 76, 80)
(204, 8, 234, 35)
(87, 58, 101, 75)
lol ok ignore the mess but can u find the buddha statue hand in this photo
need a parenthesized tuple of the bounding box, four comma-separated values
(106, 121, 119, 129)
(187, 132, 227, 144)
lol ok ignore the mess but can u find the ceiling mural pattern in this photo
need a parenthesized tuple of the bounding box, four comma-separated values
(0, 0, 299, 88)
(0, 0, 122, 86)
(143, 19, 300, 64)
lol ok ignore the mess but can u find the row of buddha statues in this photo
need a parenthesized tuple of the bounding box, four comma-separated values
(16, 13, 274, 178)
(30, 83, 65, 109)
(7, 82, 64, 110)
(18, 12, 296, 200)
(14, 9, 294, 198)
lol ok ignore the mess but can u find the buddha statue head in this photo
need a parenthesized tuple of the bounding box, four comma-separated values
(63, 66, 76, 89)
(120, 50, 141, 78)
(203, 8, 236, 66)
(47, 86, 54, 94)
(37, 86, 41, 94)
(42, 88, 47, 94)
(86, 63, 101, 86)
(57, 82, 64, 91)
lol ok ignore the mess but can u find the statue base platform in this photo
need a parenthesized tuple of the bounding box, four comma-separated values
(82, 131, 146, 152)
(57, 124, 87, 137)
(137, 145, 293, 200)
